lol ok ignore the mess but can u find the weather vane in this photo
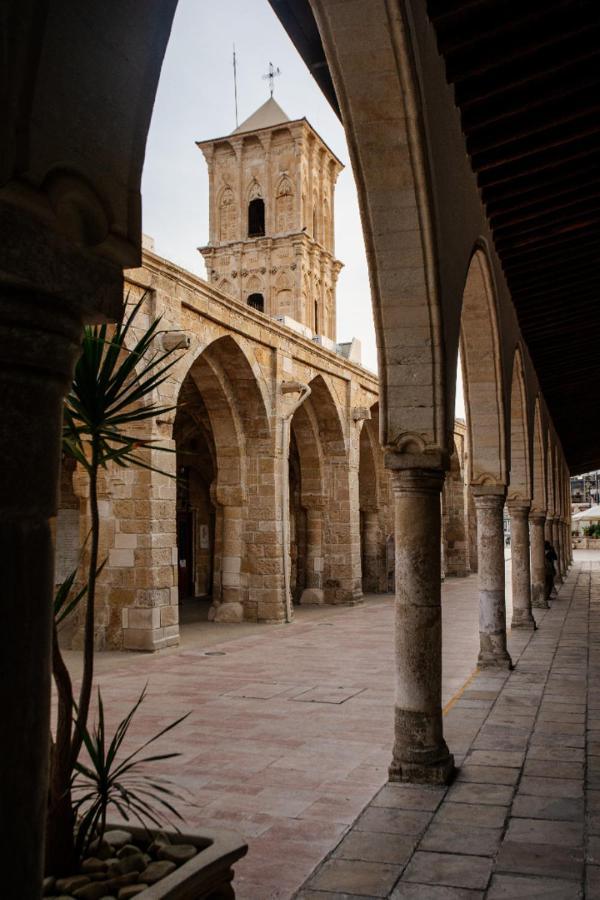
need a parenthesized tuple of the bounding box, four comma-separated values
(262, 61, 281, 98)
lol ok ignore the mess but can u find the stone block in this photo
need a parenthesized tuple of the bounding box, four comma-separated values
(108, 548, 135, 567)
(160, 605, 178, 626)
(114, 532, 138, 549)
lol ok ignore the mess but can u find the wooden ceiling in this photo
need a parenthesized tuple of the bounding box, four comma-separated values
(269, 0, 600, 473)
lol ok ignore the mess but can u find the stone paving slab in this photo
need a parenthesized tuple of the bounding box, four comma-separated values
(296, 556, 599, 899)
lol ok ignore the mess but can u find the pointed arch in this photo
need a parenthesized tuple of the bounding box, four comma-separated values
(275, 174, 294, 233)
(507, 345, 531, 502)
(307, 374, 346, 457)
(359, 417, 380, 512)
(290, 401, 325, 505)
(531, 397, 546, 513)
(546, 433, 556, 516)
(460, 247, 506, 485)
(217, 185, 236, 241)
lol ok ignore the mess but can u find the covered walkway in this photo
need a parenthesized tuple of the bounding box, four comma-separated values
(300, 553, 599, 899)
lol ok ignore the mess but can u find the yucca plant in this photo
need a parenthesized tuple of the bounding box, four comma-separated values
(73, 686, 190, 858)
(47, 294, 185, 875)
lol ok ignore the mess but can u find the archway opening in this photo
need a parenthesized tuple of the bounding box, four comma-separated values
(247, 292, 265, 312)
(173, 380, 217, 623)
(248, 197, 265, 237)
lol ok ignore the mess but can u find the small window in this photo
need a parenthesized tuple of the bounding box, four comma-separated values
(248, 198, 265, 237)
(248, 293, 265, 312)
(314, 300, 319, 334)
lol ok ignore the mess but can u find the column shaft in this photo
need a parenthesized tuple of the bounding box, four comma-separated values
(509, 503, 535, 629)
(362, 509, 380, 593)
(389, 468, 454, 785)
(214, 504, 244, 622)
(300, 506, 324, 605)
(473, 489, 512, 668)
(551, 518, 562, 583)
(0, 288, 82, 898)
(530, 513, 549, 609)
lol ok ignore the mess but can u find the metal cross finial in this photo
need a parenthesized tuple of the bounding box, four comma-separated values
(262, 61, 281, 98)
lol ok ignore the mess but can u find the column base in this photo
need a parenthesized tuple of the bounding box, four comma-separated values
(478, 647, 513, 670)
(511, 611, 536, 630)
(531, 598, 550, 610)
(213, 602, 244, 623)
(389, 752, 455, 786)
(299, 588, 324, 606)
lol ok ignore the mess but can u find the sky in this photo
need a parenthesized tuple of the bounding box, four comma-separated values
(141, 0, 465, 417)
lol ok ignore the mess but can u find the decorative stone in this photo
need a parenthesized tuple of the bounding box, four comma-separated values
(104, 830, 132, 850)
(73, 873, 138, 900)
(116, 845, 141, 859)
(139, 860, 177, 884)
(43, 876, 56, 895)
(56, 875, 91, 893)
(118, 887, 148, 899)
(157, 843, 197, 864)
(81, 858, 108, 874)
(109, 853, 147, 876)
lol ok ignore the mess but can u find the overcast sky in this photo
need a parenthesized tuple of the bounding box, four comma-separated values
(141, 0, 465, 417)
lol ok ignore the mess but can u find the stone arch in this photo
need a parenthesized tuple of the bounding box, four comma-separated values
(359, 415, 384, 593)
(217, 185, 236, 242)
(307, 374, 346, 456)
(531, 397, 546, 513)
(507, 345, 531, 502)
(460, 248, 506, 486)
(275, 174, 294, 233)
(546, 433, 556, 518)
(218, 277, 233, 297)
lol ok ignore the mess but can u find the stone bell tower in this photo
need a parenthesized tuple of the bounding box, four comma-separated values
(197, 98, 343, 341)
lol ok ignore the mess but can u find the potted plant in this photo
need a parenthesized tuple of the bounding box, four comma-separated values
(45, 295, 247, 897)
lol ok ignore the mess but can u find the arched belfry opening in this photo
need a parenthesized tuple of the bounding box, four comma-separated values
(248, 197, 265, 237)
(247, 293, 265, 312)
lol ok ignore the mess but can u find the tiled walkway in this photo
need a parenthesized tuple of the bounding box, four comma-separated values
(299, 555, 599, 899)
(64, 574, 494, 899)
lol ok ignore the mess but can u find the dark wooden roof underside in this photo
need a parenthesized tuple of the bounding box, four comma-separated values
(269, 0, 600, 473)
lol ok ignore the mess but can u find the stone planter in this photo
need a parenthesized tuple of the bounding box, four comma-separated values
(108, 824, 247, 899)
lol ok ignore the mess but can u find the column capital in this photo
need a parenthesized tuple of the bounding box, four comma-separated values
(390, 467, 445, 498)
(471, 484, 506, 510)
(507, 498, 531, 516)
(530, 511, 547, 526)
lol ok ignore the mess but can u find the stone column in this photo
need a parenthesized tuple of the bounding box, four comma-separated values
(561, 519, 569, 573)
(530, 512, 549, 609)
(508, 501, 535, 629)
(300, 503, 325, 605)
(0, 288, 82, 898)
(551, 517, 562, 583)
(214, 503, 244, 622)
(361, 508, 380, 593)
(472, 487, 512, 668)
(388, 468, 454, 785)
(545, 516, 553, 543)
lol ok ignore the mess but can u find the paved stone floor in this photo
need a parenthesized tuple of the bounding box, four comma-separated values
(65, 553, 600, 899)
(298, 552, 600, 900)
(63, 572, 498, 899)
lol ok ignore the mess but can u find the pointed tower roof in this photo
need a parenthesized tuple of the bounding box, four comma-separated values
(232, 97, 290, 135)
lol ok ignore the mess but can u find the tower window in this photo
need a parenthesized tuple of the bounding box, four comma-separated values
(248, 293, 265, 312)
(314, 300, 319, 334)
(248, 198, 265, 237)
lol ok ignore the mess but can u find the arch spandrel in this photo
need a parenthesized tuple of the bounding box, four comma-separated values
(507, 346, 531, 503)
(460, 248, 506, 487)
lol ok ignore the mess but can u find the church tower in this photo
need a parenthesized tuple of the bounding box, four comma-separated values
(197, 98, 343, 341)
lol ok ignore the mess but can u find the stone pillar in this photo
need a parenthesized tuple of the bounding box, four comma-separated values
(508, 502, 536, 629)
(545, 516, 553, 543)
(300, 504, 325, 605)
(472, 487, 512, 669)
(388, 468, 454, 785)
(214, 503, 244, 622)
(0, 288, 82, 898)
(530, 512, 549, 609)
(361, 508, 380, 593)
(551, 517, 562, 583)
(561, 519, 569, 574)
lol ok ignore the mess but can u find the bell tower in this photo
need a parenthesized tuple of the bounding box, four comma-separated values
(197, 98, 343, 340)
